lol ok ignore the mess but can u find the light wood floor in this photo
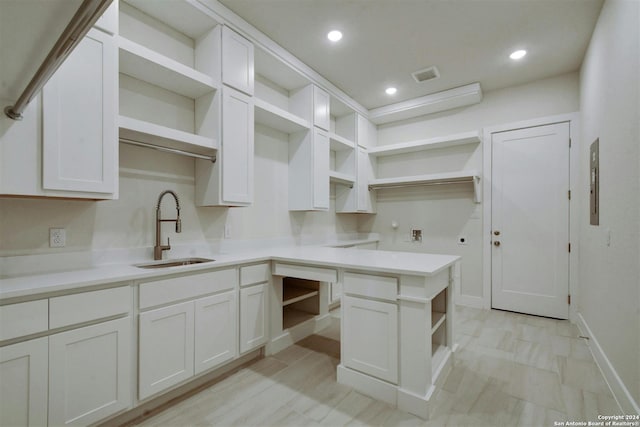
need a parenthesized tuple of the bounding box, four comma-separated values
(133, 306, 619, 426)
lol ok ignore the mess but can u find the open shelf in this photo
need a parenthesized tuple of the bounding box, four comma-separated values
(123, 0, 219, 40)
(119, 37, 218, 99)
(369, 170, 481, 203)
(119, 115, 217, 155)
(282, 307, 316, 330)
(329, 132, 355, 151)
(329, 170, 356, 187)
(368, 131, 481, 157)
(283, 286, 319, 306)
(254, 97, 311, 133)
(431, 312, 446, 335)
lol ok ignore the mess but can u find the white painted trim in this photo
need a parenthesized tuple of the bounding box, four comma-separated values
(482, 113, 580, 314)
(337, 364, 397, 405)
(197, 0, 368, 116)
(575, 313, 639, 414)
(368, 83, 483, 125)
(265, 313, 331, 355)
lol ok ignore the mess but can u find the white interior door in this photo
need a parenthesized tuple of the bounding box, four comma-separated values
(491, 122, 570, 319)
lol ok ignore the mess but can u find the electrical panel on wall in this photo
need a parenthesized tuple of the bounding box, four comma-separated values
(590, 138, 599, 225)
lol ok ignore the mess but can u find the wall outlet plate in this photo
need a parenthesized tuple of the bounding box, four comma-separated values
(411, 228, 422, 242)
(49, 228, 66, 248)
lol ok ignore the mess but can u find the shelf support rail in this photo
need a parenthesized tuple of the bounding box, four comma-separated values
(119, 138, 217, 162)
(4, 0, 114, 120)
(368, 177, 479, 191)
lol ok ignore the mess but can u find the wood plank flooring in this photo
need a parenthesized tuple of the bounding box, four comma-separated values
(132, 306, 619, 426)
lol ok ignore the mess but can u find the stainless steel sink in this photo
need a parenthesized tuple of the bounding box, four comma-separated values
(135, 257, 215, 269)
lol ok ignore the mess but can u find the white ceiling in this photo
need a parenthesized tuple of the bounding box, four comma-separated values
(218, 0, 603, 110)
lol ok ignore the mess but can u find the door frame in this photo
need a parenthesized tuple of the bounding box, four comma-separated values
(482, 113, 580, 322)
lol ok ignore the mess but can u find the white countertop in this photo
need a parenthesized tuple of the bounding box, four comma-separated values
(0, 243, 459, 302)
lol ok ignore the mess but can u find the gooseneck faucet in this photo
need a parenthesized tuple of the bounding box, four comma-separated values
(154, 190, 182, 260)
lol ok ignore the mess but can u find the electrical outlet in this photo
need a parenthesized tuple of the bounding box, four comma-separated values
(49, 228, 66, 248)
(458, 235, 468, 246)
(411, 228, 422, 242)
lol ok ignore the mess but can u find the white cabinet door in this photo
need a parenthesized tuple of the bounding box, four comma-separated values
(139, 302, 194, 400)
(0, 338, 48, 427)
(342, 296, 398, 384)
(240, 283, 268, 353)
(222, 86, 254, 205)
(49, 317, 131, 426)
(222, 26, 254, 95)
(195, 290, 237, 375)
(42, 28, 117, 196)
(313, 86, 330, 131)
(313, 128, 330, 210)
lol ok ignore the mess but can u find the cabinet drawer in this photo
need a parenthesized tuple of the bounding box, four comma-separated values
(140, 269, 237, 310)
(240, 263, 270, 287)
(344, 272, 397, 302)
(272, 263, 337, 282)
(50, 286, 131, 329)
(0, 300, 48, 341)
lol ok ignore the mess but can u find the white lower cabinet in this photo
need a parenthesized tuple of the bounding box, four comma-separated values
(138, 301, 195, 400)
(0, 338, 48, 427)
(49, 317, 132, 426)
(240, 282, 268, 353)
(194, 290, 238, 375)
(342, 295, 398, 383)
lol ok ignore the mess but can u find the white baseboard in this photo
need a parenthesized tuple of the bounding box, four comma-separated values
(337, 364, 397, 405)
(266, 313, 332, 355)
(575, 313, 640, 414)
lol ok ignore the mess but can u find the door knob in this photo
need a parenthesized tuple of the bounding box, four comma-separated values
(493, 241, 501, 247)
(494, 231, 501, 236)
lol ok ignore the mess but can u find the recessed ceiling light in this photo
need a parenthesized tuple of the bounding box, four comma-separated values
(509, 49, 527, 60)
(327, 30, 342, 42)
(385, 87, 397, 95)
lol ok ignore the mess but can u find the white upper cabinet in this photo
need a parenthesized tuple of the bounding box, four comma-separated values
(42, 28, 118, 196)
(0, 24, 118, 200)
(195, 86, 254, 206)
(289, 127, 330, 211)
(313, 86, 330, 131)
(222, 26, 254, 95)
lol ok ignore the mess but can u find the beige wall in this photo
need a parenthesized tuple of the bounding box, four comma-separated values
(0, 124, 357, 256)
(578, 0, 640, 410)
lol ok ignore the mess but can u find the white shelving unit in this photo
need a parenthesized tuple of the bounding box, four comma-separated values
(118, 0, 221, 157)
(367, 130, 483, 204)
(368, 131, 481, 157)
(369, 170, 481, 203)
(119, 116, 217, 155)
(253, 48, 314, 135)
(329, 132, 355, 151)
(329, 170, 356, 187)
(254, 97, 311, 133)
(118, 38, 218, 99)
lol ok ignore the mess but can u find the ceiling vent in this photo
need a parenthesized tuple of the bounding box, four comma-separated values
(412, 66, 440, 83)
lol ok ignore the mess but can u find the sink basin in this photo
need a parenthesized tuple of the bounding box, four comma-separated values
(135, 257, 215, 269)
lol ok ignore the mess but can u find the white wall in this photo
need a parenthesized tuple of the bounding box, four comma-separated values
(0, 124, 357, 256)
(359, 72, 580, 304)
(578, 0, 639, 411)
